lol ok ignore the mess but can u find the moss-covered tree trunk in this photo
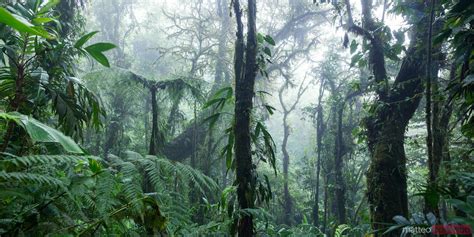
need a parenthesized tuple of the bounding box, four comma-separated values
(366, 124, 409, 235)
(233, 0, 258, 235)
(149, 87, 159, 155)
(345, 0, 432, 234)
(365, 41, 428, 236)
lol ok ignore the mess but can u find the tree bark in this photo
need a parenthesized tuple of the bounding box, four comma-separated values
(282, 112, 293, 226)
(149, 87, 159, 155)
(365, 42, 428, 237)
(435, 65, 456, 219)
(334, 104, 347, 224)
(277, 76, 308, 227)
(356, 0, 432, 234)
(322, 172, 329, 235)
(313, 82, 325, 227)
(233, 0, 258, 235)
(425, 0, 442, 216)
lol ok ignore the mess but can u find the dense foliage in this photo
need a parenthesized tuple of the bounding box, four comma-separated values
(0, 0, 472, 236)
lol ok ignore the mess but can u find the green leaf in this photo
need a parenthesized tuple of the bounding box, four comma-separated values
(382, 224, 406, 236)
(350, 52, 363, 67)
(38, 0, 61, 15)
(434, 29, 452, 45)
(85, 49, 110, 67)
(392, 215, 410, 225)
(85, 42, 116, 52)
(0, 112, 83, 153)
(264, 35, 276, 46)
(75, 31, 99, 48)
(461, 120, 474, 138)
(257, 33, 265, 44)
(263, 47, 272, 57)
(32, 17, 54, 24)
(202, 113, 222, 128)
(350, 40, 358, 54)
(212, 86, 233, 98)
(334, 224, 351, 237)
(84, 43, 117, 67)
(0, 7, 53, 39)
(264, 105, 275, 115)
(255, 122, 263, 139)
(203, 98, 226, 109)
(462, 74, 474, 87)
(256, 90, 272, 97)
(88, 158, 102, 173)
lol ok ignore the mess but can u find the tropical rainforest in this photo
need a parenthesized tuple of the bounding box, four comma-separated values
(0, 0, 473, 236)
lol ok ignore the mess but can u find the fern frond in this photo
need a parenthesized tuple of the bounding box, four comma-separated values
(0, 171, 64, 187)
(94, 171, 118, 216)
(1, 155, 89, 168)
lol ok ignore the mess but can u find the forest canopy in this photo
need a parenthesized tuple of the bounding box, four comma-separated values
(0, 0, 473, 236)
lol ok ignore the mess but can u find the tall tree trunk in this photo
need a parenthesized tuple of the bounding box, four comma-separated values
(334, 104, 347, 224)
(103, 120, 119, 158)
(313, 83, 325, 227)
(277, 77, 307, 227)
(350, 0, 432, 234)
(144, 96, 150, 149)
(167, 97, 182, 137)
(149, 87, 159, 155)
(213, 0, 230, 92)
(436, 65, 456, 219)
(322, 172, 329, 235)
(233, 0, 258, 235)
(282, 113, 293, 226)
(94, 132, 101, 156)
(425, 0, 442, 216)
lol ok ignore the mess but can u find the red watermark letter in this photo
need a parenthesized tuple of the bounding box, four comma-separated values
(431, 224, 472, 235)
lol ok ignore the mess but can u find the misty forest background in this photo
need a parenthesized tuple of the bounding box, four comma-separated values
(0, 0, 473, 236)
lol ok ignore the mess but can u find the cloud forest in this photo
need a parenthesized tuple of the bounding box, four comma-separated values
(0, 0, 473, 236)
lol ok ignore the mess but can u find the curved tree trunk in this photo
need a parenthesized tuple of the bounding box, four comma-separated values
(366, 43, 428, 235)
(282, 113, 293, 226)
(345, 0, 433, 234)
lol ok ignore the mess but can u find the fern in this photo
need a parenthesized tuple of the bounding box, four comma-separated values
(0, 171, 64, 187)
(0, 148, 220, 236)
(1, 154, 89, 168)
(334, 224, 351, 237)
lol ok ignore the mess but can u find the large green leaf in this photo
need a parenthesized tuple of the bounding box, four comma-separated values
(0, 112, 83, 153)
(84, 42, 116, 52)
(75, 31, 99, 48)
(0, 7, 53, 39)
(84, 42, 116, 67)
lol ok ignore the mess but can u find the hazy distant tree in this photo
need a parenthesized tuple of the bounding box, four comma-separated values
(278, 75, 309, 226)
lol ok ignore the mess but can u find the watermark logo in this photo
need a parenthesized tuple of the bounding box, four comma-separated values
(432, 224, 472, 235)
(402, 224, 472, 235)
